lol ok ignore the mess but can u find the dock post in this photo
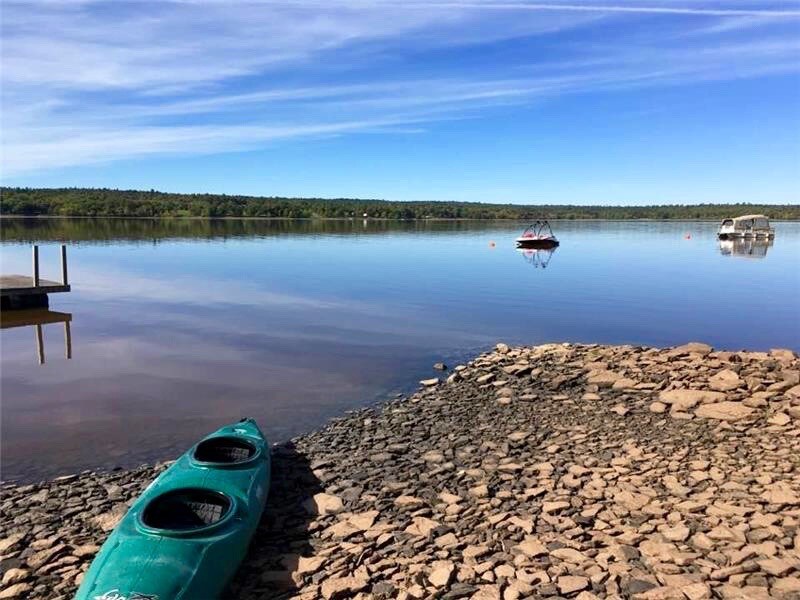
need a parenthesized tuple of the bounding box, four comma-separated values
(60, 245, 69, 286)
(35, 324, 45, 365)
(32, 245, 40, 287)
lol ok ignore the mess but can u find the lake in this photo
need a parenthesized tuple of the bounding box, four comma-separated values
(1, 218, 798, 482)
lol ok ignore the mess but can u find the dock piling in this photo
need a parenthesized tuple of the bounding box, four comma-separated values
(32, 245, 40, 287)
(60, 245, 68, 286)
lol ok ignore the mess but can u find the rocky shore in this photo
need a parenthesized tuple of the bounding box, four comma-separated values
(2, 342, 800, 599)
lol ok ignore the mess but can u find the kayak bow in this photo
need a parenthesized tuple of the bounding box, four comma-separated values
(74, 418, 270, 600)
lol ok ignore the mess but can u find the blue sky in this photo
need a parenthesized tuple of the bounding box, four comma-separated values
(1, 1, 799, 204)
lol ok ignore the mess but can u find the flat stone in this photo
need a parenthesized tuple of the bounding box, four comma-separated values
(550, 547, 588, 563)
(348, 510, 379, 531)
(669, 342, 713, 356)
(659, 389, 726, 411)
(420, 378, 440, 387)
(320, 576, 368, 599)
(761, 483, 800, 505)
(612, 377, 638, 390)
(0, 533, 25, 554)
(1, 569, 28, 586)
(296, 554, 327, 575)
(770, 348, 796, 361)
(472, 584, 503, 600)
(304, 493, 344, 515)
(611, 403, 629, 416)
(717, 585, 770, 599)
(694, 401, 754, 421)
(26, 543, 66, 569)
(708, 369, 743, 392)
(586, 370, 623, 387)
(557, 575, 589, 594)
(515, 537, 548, 558)
(72, 544, 100, 558)
(429, 560, 455, 587)
(439, 491, 461, 504)
(757, 558, 796, 577)
(682, 582, 712, 600)
(91, 503, 128, 531)
(768, 412, 791, 426)
(633, 586, 685, 599)
(405, 516, 440, 537)
(422, 450, 446, 463)
(660, 524, 691, 542)
(470, 484, 490, 498)
(464, 545, 492, 560)
(542, 501, 571, 513)
(771, 577, 800, 596)
(395, 495, 424, 507)
(0, 583, 32, 599)
(614, 490, 650, 511)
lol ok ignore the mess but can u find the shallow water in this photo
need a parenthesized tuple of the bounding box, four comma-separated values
(1, 218, 798, 481)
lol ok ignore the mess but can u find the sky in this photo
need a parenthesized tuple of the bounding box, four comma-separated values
(1, 0, 799, 204)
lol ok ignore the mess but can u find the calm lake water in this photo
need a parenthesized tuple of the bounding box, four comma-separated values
(1, 218, 798, 482)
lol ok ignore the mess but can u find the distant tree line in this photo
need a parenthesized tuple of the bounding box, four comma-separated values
(2, 187, 799, 220)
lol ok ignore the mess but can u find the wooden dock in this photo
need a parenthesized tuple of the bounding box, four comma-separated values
(0, 245, 70, 309)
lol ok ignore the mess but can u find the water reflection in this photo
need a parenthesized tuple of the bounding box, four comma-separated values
(1, 219, 798, 481)
(719, 237, 773, 259)
(0, 308, 73, 364)
(518, 246, 557, 268)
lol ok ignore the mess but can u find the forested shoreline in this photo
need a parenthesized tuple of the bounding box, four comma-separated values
(2, 187, 799, 220)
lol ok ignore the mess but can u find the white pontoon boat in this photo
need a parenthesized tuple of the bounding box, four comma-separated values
(717, 215, 775, 240)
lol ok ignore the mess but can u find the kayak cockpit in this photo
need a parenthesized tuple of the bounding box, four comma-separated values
(142, 488, 233, 532)
(194, 436, 257, 464)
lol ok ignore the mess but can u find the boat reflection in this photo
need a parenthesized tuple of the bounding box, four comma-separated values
(0, 308, 73, 364)
(517, 246, 557, 269)
(718, 237, 773, 259)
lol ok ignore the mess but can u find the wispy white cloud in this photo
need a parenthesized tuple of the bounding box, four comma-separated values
(1, 1, 799, 177)
(365, 2, 800, 17)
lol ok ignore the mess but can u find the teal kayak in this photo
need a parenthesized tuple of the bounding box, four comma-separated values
(74, 418, 270, 600)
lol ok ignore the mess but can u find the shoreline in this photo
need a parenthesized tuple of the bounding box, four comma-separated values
(2, 342, 799, 599)
(2, 215, 800, 223)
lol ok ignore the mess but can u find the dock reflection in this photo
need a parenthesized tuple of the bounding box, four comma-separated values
(0, 309, 73, 364)
(719, 238, 773, 259)
(517, 246, 557, 268)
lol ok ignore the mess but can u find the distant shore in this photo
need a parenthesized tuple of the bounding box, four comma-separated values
(6, 214, 788, 222)
(3, 187, 799, 221)
(1, 342, 799, 599)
